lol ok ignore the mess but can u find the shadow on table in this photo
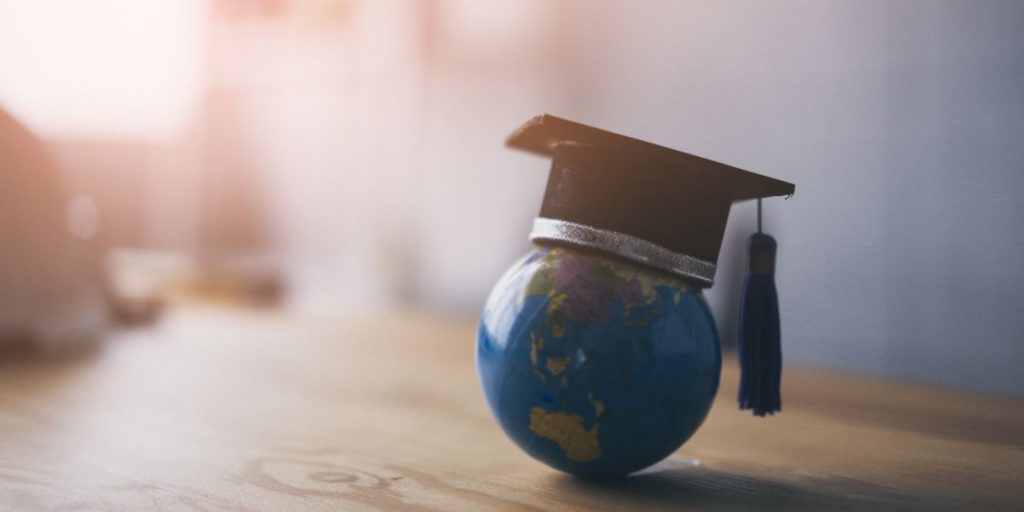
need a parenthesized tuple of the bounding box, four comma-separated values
(548, 457, 947, 512)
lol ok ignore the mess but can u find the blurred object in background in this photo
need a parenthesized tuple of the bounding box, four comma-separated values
(105, 249, 282, 323)
(0, 0, 1021, 395)
(104, 249, 190, 324)
(0, 0, 284, 327)
(0, 109, 106, 353)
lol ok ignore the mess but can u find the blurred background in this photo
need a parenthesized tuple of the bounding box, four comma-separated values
(0, 0, 1021, 395)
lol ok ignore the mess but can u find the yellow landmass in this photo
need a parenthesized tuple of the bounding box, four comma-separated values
(635, 272, 657, 302)
(587, 392, 606, 418)
(529, 407, 601, 462)
(546, 292, 567, 338)
(546, 356, 569, 375)
(529, 333, 546, 381)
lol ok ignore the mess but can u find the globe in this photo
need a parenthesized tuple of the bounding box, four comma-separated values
(477, 246, 721, 477)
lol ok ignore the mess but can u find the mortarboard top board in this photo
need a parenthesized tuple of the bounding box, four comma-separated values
(507, 114, 795, 288)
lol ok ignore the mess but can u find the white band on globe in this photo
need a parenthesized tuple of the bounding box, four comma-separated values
(529, 217, 717, 287)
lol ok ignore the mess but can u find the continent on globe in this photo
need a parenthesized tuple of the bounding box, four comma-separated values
(477, 247, 721, 477)
(528, 407, 601, 462)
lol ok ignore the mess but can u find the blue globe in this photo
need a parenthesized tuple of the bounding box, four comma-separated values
(477, 247, 721, 477)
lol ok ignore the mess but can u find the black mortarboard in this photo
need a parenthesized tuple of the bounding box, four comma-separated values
(508, 114, 795, 288)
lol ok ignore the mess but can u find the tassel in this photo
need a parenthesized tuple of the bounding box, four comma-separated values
(738, 199, 782, 416)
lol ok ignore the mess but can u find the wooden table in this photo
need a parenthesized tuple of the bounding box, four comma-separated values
(1, 308, 1022, 511)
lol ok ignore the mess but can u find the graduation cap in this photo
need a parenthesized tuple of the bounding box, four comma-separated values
(507, 114, 795, 416)
(508, 114, 793, 287)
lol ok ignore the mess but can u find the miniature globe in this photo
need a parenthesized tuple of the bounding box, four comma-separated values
(477, 247, 721, 477)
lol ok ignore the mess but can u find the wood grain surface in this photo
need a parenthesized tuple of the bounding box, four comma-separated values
(1, 308, 1021, 511)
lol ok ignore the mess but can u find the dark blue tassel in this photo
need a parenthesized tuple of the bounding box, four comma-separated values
(737, 201, 782, 417)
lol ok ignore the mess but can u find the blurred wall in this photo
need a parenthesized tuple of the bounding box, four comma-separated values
(419, 0, 1024, 395)
(1, 0, 1021, 394)
(564, 0, 1024, 395)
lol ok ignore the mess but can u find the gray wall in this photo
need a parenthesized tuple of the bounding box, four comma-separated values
(548, 0, 1024, 395)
